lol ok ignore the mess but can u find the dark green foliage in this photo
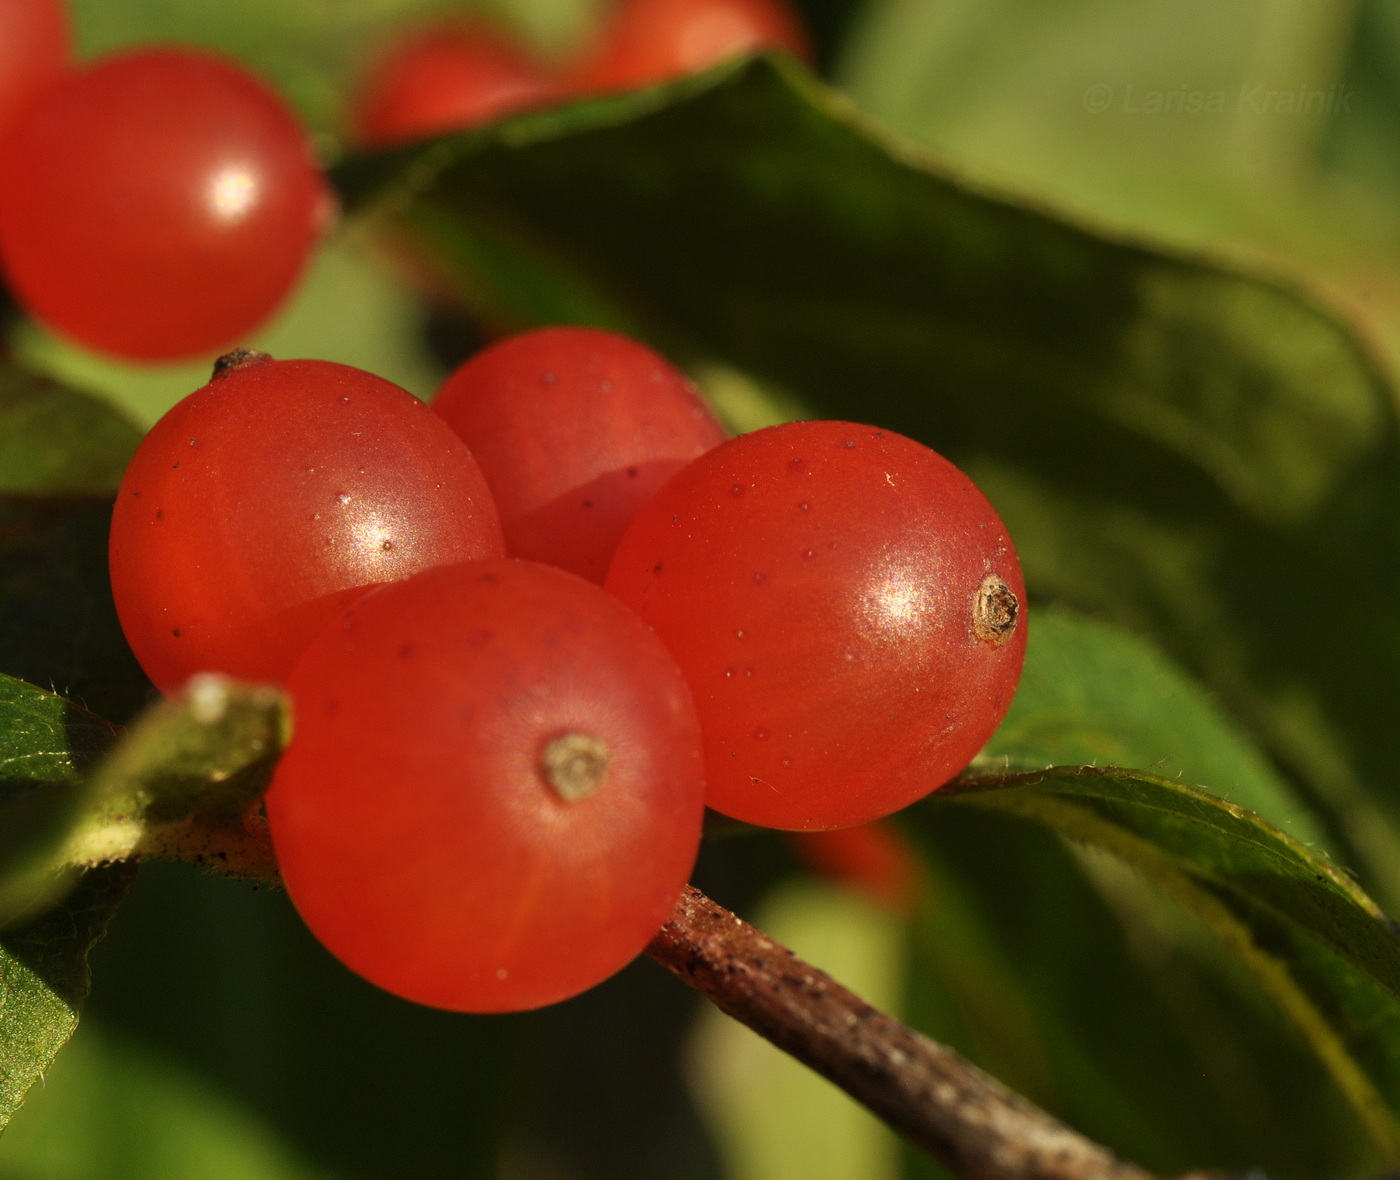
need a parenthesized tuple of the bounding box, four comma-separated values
(330, 59, 1400, 1169)
(0, 366, 152, 725)
(6, 9, 1400, 1175)
(0, 675, 116, 925)
(0, 866, 135, 1125)
(333, 56, 1400, 913)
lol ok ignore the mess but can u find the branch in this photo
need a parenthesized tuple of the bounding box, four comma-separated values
(647, 884, 1180, 1180)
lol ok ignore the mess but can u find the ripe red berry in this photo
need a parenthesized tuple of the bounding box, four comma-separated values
(605, 420, 1025, 830)
(0, 0, 69, 138)
(571, 0, 811, 93)
(349, 20, 562, 148)
(0, 48, 327, 360)
(266, 559, 705, 1013)
(109, 354, 504, 693)
(431, 327, 727, 582)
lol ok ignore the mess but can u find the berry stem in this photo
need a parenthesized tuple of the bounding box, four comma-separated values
(93, 810, 281, 884)
(646, 884, 1185, 1180)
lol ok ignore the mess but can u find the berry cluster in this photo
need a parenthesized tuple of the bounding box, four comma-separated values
(108, 327, 1026, 1013)
(6, 1, 1023, 1014)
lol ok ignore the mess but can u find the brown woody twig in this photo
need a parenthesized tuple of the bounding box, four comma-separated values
(647, 884, 1182, 1180)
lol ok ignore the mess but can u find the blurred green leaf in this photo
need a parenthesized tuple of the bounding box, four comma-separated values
(897, 803, 1376, 1177)
(688, 880, 904, 1180)
(0, 362, 151, 724)
(0, 369, 141, 496)
(0, 866, 134, 1130)
(0, 674, 285, 1133)
(978, 609, 1326, 848)
(333, 56, 1400, 910)
(894, 605, 1396, 1174)
(58, 676, 288, 879)
(0, 495, 153, 727)
(923, 766, 1400, 1166)
(0, 1020, 340, 1180)
(829, 0, 1400, 469)
(1323, 1, 1400, 199)
(835, 0, 1356, 243)
(0, 676, 115, 926)
(79, 862, 530, 1180)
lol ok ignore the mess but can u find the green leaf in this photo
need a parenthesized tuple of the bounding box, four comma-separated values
(835, 0, 1355, 242)
(0, 675, 116, 926)
(332, 56, 1400, 907)
(0, 865, 134, 1130)
(61, 676, 289, 880)
(895, 803, 1378, 1176)
(0, 676, 286, 1131)
(923, 766, 1400, 1164)
(0, 361, 151, 725)
(0, 1020, 341, 1180)
(0, 368, 141, 496)
(66, 861, 532, 1179)
(977, 609, 1326, 848)
(897, 614, 1362, 1170)
(0, 495, 153, 727)
(2, 671, 286, 929)
(1323, 1, 1400, 202)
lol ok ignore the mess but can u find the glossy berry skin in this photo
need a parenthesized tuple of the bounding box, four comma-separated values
(0, 49, 327, 360)
(109, 357, 504, 694)
(0, 0, 69, 138)
(605, 420, 1026, 830)
(432, 327, 727, 582)
(572, 0, 811, 93)
(350, 21, 562, 148)
(266, 559, 706, 1013)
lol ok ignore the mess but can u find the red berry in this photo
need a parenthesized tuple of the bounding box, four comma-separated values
(109, 355, 504, 693)
(790, 821, 918, 914)
(605, 420, 1026, 830)
(0, 48, 327, 360)
(431, 327, 727, 582)
(571, 0, 811, 93)
(0, 0, 69, 139)
(349, 20, 562, 148)
(266, 559, 705, 1013)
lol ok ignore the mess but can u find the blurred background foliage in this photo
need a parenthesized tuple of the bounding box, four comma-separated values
(8, 1, 1400, 1178)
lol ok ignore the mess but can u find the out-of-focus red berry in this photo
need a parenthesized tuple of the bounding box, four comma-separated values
(790, 821, 919, 915)
(350, 21, 563, 148)
(571, 0, 812, 93)
(0, 0, 70, 139)
(0, 48, 327, 360)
